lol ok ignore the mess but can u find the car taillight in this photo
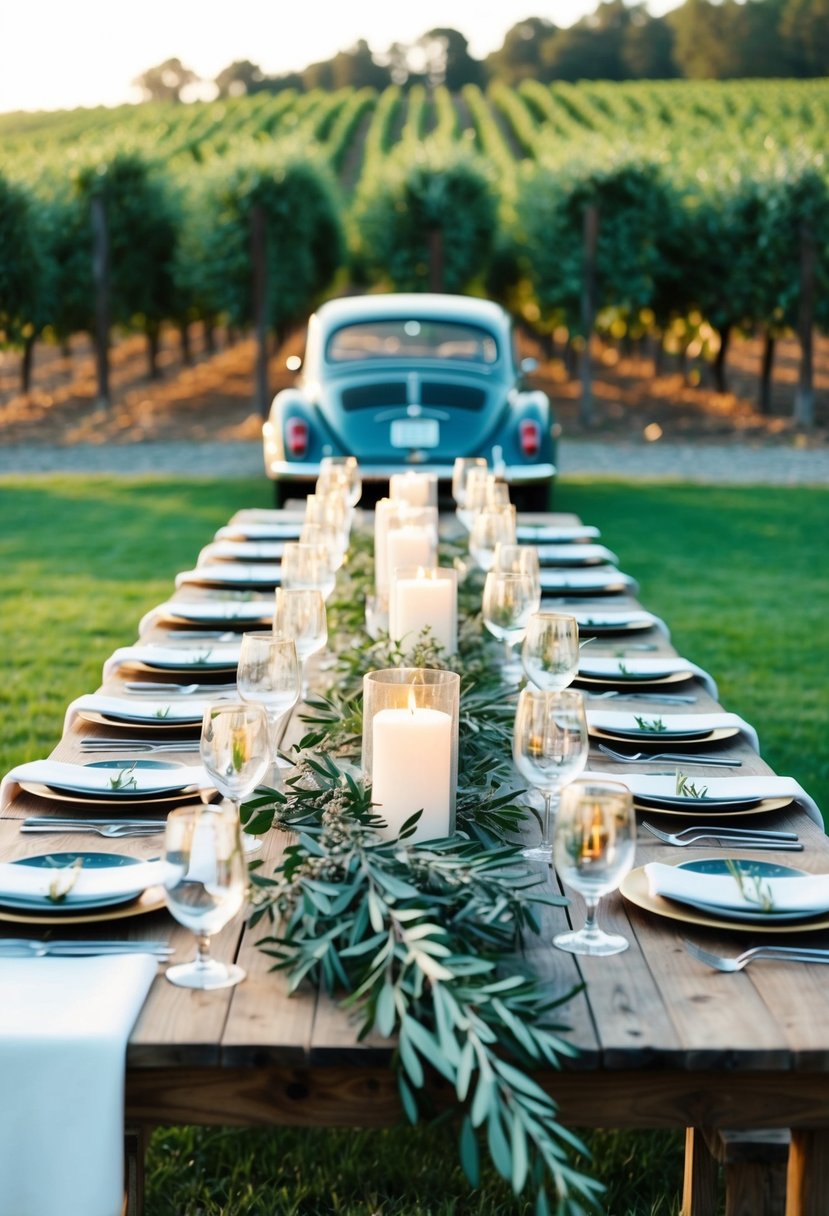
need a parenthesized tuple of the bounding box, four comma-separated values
(519, 419, 541, 457)
(285, 417, 308, 457)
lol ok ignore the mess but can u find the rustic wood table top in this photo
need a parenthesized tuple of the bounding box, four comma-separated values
(2, 506, 828, 1214)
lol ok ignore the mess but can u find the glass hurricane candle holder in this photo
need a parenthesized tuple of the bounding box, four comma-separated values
(390, 471, 438, 508)
(362, 668, 460, 843)
(389, 565, 458, 656)
(374, 500, 439, 596)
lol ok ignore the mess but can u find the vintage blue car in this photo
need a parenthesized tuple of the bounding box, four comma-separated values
(263, 292, 557, 507)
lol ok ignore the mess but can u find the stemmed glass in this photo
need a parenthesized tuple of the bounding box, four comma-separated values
(281, 541, 336, 601)
(522, 612, 580, 691)
(162, 802, 248, 990)
(320, 455, 361, 507)
(553, 779, 636, 956)
(452, 457, 487, 530)
(455, 464, 490, 532)
(236, 632, 300, 786)
(493, 542, 541, 602)
(482, 569, 539, 676)
(469, 506, 516, 572)
(200, 699, 271, 856)
(512, 688, 588, 862)
(273, 587, 327, 698)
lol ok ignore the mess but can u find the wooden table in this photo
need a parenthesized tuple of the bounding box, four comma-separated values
(2, 509, 828, 1216)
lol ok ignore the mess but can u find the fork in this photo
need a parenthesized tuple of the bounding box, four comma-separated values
(597, 744, 741, 767)
(682, 939, 829, 972)
(641, 821, 803, 850)
(641, 820, 799, 844)
(165, 630, 239, 641)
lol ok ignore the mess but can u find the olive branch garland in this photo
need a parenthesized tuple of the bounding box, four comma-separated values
(242, 523, 604, 1213)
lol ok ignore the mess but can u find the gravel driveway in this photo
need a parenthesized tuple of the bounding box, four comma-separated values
(0, 438, 827, 485)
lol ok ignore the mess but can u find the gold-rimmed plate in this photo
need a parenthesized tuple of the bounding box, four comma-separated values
(575, 670, 693, 690)
(634, 796, 792, 820)
(590, 725, 740, 748)
(77, 710, 202, 734)
(19, 782, 199, 808)
(0, 886, 166, 926)
(621, 866, 829, 934)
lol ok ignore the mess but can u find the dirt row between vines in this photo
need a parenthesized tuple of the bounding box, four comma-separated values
(0, 322, 826, 457)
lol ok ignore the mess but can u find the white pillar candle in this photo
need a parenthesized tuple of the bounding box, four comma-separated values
(390, 568, 457, 655)
(390, 471, 438, 508)
(371, 704, 452, 841)
(386, 525, 436, 583)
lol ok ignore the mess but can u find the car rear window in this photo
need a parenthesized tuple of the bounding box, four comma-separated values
(326, 319, 499, 365)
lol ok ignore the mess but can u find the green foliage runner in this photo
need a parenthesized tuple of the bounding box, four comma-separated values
(244, 529, 603, 1214)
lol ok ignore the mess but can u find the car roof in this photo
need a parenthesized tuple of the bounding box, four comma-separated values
(313, 292, 510, 331)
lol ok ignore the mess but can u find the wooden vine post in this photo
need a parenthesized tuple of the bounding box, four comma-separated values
(91, 193, 111, 410)
(794, 220, 816, 427)
(579, 202, 599, 428)
(251, 202, 270, 417)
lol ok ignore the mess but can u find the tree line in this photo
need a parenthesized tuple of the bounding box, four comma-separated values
(133, 1, 829, 108)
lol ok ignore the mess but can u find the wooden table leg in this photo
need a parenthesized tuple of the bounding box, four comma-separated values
(681, 1128, 719, 1216)
(786, 1129, 829, 1216)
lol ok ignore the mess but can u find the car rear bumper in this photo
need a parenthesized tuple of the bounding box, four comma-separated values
(265, 459, 556, 485)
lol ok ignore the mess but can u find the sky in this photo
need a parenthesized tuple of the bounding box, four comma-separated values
(0, 0, 676, 114)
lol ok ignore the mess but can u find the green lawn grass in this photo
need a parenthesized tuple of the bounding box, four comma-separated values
(1, 474, 826, 1216)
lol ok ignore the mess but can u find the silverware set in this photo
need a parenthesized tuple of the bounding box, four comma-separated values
(597, 743, 741, 767)
(683, 939, 829, 972)
(0, 938, 173, 958)
(641, 820, 802, 851)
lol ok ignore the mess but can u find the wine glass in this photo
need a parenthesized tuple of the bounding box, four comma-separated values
(300, 521, 346, 571)
(455, 464, 490, 532)
(320, 455, 361, 507)
(482, 569, 539, 675)
(512, 688, 588, 862)
(553, 779, 636, 956)
(281, 541, 336, 600)
(162, 803, 248, 990)
(452, 457, 487, 528)
(493, 542, 541, 601)
(236, 632, 300, 785)
(469, 506, 516, 572)
(522, 612, 580, 691)
(273, 587, 327, 698)
(200, 700, 271, 855)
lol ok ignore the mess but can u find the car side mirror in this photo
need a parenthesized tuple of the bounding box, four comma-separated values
(520, 356, 538, 375)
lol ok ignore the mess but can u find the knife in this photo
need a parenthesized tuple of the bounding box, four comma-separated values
(0, 939, 173, 957)
(23, 817, 169, 827)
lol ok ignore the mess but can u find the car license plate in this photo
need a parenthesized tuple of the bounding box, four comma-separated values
(390, 419, 439, 449)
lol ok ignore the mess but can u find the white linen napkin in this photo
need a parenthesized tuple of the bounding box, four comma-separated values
(215, 521, 303, 541)
(0, 954, 157, 1216)
(645, 861, 829, 914)
(539, 568, 639, 594)
(578, 656, 718, 698)
(534, 543, 619, 566)
(102, 640, 241, 678)
(516, 523, 601, 542)
(138, 599, 272, 635)
(0, 758, 207, 814)
(198, 540, 287, 564)
(64, 693, 213, 734)
(229, 508, 306, 524)
(580, 769, 824, 827)
(0, 857, 170, 903)
(587, 709, 759, 751)
(175, 564, 283, 588)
